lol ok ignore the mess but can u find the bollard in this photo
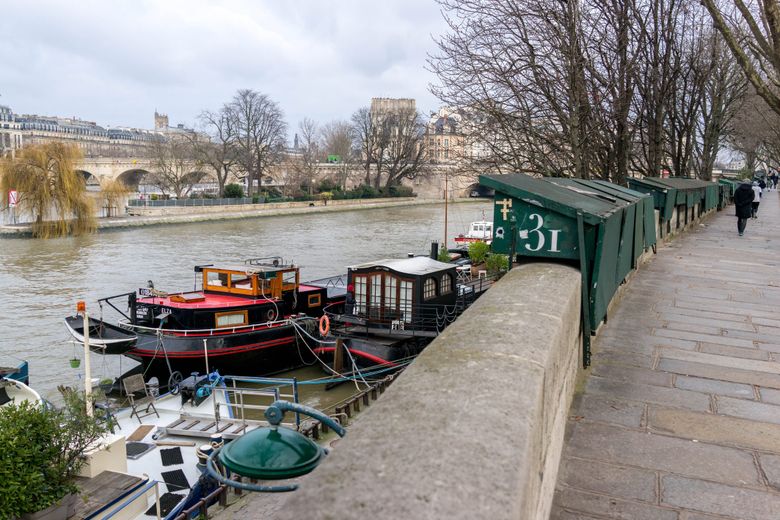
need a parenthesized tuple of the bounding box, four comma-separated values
(352, 399, 360, 412)
(312, 423, 320, 440)
(371, 388, 377, 400)
(362, 393, 370, 406)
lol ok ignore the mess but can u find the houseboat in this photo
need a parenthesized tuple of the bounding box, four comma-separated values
(314, 256, 494, 369)
(64, 258, 335, 388)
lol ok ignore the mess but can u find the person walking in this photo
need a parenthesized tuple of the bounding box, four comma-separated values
(751, 181, 763, 218)
(734, 181, 754, 236)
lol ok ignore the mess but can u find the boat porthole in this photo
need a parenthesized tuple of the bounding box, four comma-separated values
(267, 308, 277, 322)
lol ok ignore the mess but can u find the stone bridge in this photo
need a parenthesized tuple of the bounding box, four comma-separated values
(74, 156, 483, 198)
(75, 157, 205, 189)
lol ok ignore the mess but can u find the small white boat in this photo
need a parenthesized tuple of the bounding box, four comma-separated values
(454, 220, 493, 245)
(0, 377, 43, 408)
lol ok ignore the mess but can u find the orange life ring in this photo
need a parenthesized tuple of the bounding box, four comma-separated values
(319, 314, 330, 336)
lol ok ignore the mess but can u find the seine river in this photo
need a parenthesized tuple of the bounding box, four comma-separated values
(0, 201, 489, 402)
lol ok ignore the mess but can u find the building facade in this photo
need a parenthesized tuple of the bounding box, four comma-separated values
(0, 105, 23, 158)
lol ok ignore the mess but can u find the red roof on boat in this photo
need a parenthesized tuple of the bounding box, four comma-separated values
(138, 293, 273, 309)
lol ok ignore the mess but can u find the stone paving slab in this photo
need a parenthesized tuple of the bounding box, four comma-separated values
(553, 193, 780, 519)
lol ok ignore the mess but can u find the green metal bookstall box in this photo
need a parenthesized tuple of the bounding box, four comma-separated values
(480, 174, 655, 366)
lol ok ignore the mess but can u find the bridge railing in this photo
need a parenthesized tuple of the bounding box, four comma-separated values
(127, 197, 262, 207)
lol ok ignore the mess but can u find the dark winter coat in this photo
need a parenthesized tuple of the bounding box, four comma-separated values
(734, 183, 755, 218)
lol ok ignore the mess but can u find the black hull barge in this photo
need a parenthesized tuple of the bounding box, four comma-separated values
(66, 258, 330, 386)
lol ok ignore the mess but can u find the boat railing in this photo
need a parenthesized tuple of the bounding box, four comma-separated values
(322, 273, 498, 336)
(218, 375, 302, 429)
(118, 318, 294, 337)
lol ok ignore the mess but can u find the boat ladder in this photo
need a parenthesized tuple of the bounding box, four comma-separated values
(161, 414, 268, 440)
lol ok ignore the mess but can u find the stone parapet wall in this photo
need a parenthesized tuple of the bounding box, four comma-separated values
(276, 263, 582, 520)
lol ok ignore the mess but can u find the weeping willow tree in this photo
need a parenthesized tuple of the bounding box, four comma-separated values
(0, 143, 96, 238)
(100, 178, 130, 218)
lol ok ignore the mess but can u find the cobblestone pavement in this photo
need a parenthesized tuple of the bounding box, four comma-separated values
(552, 191, 780, 520)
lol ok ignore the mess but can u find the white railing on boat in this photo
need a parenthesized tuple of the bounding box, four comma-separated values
(118, 318, 294, 337)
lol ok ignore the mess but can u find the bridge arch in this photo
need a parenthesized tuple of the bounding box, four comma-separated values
(116, 169, 152, 191)
(76, 170, 102, 191)
(465, 182, 493, 198)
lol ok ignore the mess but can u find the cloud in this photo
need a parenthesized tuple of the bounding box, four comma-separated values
(0, 0, 448, 135)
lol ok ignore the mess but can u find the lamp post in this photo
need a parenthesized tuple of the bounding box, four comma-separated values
(77, 301, 94, 417)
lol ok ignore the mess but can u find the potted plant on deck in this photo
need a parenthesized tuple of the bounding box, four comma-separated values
(0, 390, 108, 519)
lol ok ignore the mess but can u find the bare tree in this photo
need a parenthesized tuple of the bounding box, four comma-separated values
(227, 89, 287, 195)
(289, 118, 321, 195)
(195, 106, 238, 197)
(149, 138, 203, 198)
(351, 107, 378, 186)
(321, 120, 356, 189)
(695, 32, 746, 179)
(377, 107, 430, 188)
(701, 0, 780, 116)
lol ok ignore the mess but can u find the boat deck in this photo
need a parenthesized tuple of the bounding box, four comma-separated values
(72, 471, 146, 519)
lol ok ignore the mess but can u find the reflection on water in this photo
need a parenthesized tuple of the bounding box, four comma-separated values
(0, 201, 489, 401)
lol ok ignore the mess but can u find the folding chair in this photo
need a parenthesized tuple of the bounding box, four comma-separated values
(123, 374, 159, 423)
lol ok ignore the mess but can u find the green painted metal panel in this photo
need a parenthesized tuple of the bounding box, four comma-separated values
(483, 173, 639, 334)
(489, 195, 581, 260)
(590, 214, 623, 330)
(557, 179, 636, 283)
(480, 174, 620, 225)
(592, 180, 656, 252)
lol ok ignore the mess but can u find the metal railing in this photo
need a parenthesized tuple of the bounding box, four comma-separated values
(119, 318, 293, 337)
(128, 197, 262, 207)
(323, 273, 498, 336)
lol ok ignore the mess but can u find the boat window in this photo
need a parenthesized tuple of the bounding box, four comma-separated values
(370, 274, 382, 314)
(215, 310, 248, 328)
(354, 275, 367, 315)
(308, 294, 321, 307)
(441, 274, 452, 295)
(283, 271, 297, 286)
(384, 276, 397, 313)
(399, 280, 413, 323)
(230, 273, 252, 289)
(206, 271, 227, 287)
(424, 277, 437, 300)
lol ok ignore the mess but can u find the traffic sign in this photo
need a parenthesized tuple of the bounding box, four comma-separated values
(8, 190, 18, 208)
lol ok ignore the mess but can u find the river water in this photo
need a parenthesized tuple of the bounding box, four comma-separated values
(0, 201, 489, 402)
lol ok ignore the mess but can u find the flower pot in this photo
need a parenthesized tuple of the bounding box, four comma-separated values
(69, 358, 80, 368)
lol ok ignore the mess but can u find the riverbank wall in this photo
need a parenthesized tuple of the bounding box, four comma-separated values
(255, 207, 720, 520)
(0, 197, 481, 238)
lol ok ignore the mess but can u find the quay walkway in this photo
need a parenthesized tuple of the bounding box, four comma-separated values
(553, 191, 780, 519)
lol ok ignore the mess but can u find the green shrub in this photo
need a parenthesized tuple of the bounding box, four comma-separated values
(437, 249, 451, 262)
(224, 183, 244, 198)
(150, 193, 159, 201)
(317, 179, 340, 193)
(468, 241, 490, 265)
(0, 392, 108, 517)
(486, 253, 509, 274)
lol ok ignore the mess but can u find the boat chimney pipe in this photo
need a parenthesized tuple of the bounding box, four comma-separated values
(430, 241, 439, 260)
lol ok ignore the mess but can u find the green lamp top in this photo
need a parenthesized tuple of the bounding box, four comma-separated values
(219, 426, 323, 480)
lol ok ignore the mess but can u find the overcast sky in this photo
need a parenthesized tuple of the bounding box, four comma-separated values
(0, 0, 449, 137)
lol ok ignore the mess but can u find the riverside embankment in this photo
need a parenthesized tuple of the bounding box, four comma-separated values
(214, 190, 750, 519)
(0, 197, 476, 237)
